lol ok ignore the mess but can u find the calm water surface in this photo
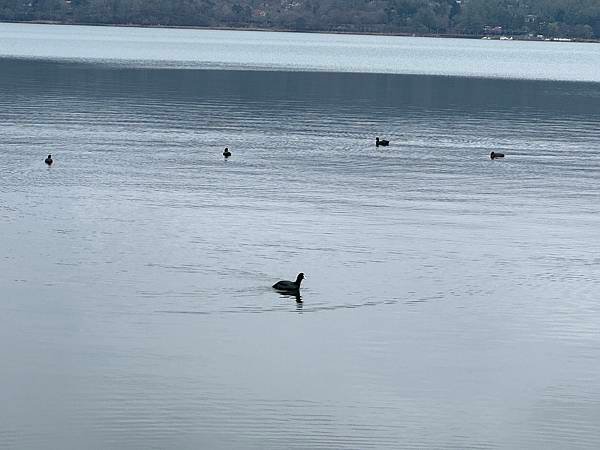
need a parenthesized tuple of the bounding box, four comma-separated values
(1, 24, 600, 449)
(1, 22, 600, 80)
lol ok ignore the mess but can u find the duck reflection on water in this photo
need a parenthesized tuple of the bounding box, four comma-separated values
(278, 291, 303, 305)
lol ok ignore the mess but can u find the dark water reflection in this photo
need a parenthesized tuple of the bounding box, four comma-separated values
(276, 292, 303, 305)
(1, 58, 600, 449)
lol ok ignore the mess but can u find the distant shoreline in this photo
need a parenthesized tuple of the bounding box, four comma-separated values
(4, 20, 599, 44)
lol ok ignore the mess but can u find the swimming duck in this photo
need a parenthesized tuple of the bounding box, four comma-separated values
(223, 147, 231, 158)
(490, 151, 505, 160)
(272, 273, 305, 292)
(44, 154, 53, 165)
(376, 137, 389, 147)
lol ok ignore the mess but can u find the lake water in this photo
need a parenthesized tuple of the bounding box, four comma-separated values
(1, 23, 600, 449)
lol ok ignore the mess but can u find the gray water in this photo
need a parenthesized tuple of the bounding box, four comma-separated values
(2, 22, 600, 81)
(1, 24, 600, 449)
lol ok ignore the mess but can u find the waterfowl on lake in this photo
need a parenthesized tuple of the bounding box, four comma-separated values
(490, 151, 505, 160)
(272, 273, 305, 292)
(376, 137, 389, 147)
(223, 147, 231, 158)
(44, 154, 53, 165)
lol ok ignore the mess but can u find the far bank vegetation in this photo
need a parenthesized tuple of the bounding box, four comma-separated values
(1, 0, 600, 39)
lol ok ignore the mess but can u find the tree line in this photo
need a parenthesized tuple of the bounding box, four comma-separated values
(1, 0, 600, 39)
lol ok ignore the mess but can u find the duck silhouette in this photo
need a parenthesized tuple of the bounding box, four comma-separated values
(44, 154, 53, 166)
(223, 147, 231, 158)
(490, 151, 505, 160)
(272, 273, 305, 293)
(376, 137, 389, 147)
